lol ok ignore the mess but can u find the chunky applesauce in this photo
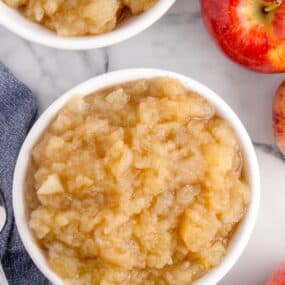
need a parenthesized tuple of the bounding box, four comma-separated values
(3, 0, 158, 36)
(27, 78, 249, 285)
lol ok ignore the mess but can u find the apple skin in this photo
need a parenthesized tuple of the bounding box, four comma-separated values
(266, 263, 285, 285)
(273, 81, 285, 155)
(202, 0, 285, 73)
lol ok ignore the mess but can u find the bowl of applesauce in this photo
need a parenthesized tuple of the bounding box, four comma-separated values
(13, 69, 260, 285)
(0, 0, 175, 49)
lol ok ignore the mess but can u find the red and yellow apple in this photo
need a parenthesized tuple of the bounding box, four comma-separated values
(273, 81, 285, 155)
(202, 0, 285, 73)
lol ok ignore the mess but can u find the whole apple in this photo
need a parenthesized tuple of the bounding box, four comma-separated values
(202, 0, 285, 73)
(273, 81, 285, 155)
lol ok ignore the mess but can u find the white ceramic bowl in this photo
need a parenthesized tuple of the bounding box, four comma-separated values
(13, 69, 260, 285)
(0, 0, 175, 50)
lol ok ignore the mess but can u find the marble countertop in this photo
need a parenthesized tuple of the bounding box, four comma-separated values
(1, 0, 285, 284)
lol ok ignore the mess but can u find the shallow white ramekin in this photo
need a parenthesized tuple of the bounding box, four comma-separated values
(0, 0, 175, 50)
(13, 69, 260, 285)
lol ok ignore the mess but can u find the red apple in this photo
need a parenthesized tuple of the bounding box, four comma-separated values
(273, 81, 285, 155)
(202, 0, 285, 73)
(266, 263, 285, 285)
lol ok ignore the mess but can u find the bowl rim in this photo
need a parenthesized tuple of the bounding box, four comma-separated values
(0, 0, 176, 50)
(13, 68, 260, 285)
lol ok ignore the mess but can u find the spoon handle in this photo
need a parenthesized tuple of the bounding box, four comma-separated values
(0, 264, 9, 285)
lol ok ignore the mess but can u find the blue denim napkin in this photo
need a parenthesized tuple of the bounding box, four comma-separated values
(0, 63, 49, 285)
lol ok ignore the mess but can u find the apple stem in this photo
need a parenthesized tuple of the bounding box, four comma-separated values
(264, 0, 282, 13)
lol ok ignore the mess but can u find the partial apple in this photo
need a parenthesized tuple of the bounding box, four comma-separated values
(266, 263, 285, 285)
(202, 0, 285, 73)
(273, 81, 285, 155)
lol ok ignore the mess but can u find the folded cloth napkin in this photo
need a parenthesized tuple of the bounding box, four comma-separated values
(0, 63, 49, 285)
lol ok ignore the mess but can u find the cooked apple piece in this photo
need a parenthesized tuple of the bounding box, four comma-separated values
(191, 241, 226, 269)
(75, 175, 93, 188)
(105, 140, 133, 177)
(81, 0, 118, 25)
(163, 261, 196, 285)
(49, 255, 80, 279)
(221, 179, 250, 224)
(29, 207, 54, 239)
(51, 113, 74, 133)
(37, 173, 64, 195)
(209, 118, 239, 147)
(46, 136, 65, 153)
(149, 77, 186, 99)
(105, 88, 130, 110)
(125, 0, 157, 14)
(203, 144, 235, 174)
(139, 99, 160, 124)
(180, 206, 220, 252)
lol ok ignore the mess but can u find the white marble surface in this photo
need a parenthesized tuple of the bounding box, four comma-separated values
(1, 0, 285, 284)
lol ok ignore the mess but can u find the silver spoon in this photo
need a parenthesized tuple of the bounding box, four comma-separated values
(0, 191, 9, 285)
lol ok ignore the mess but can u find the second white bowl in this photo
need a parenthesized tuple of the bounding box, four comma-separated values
(0, 0, 175, 49)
